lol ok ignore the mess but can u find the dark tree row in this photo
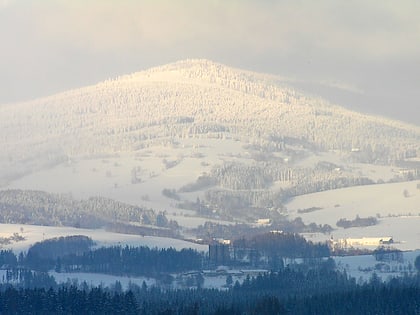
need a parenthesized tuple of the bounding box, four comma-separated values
(56, 246, 203, 276)
(193, 219, 333, 242)
(237, 232, 331, 259)
(336, 215, 378, 228)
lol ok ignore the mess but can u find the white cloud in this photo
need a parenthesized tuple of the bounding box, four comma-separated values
(15, 0, 420, 59)
(0, 0, 13, 8)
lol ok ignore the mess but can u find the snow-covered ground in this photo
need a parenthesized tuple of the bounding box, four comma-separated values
(4, 138, 248, 228)
(287, 180, 420, 251)
(287, 180, 420, 224)
(333, 249, 420, 282)
(5, 146, 417, 231)
(0, 223, 207, 254)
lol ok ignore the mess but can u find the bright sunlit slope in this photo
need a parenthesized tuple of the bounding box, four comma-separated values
(0, 59, 418, 185)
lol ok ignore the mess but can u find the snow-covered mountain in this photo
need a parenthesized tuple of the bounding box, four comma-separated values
(1, 60, 419, 237)
(1, 59, 418, 175)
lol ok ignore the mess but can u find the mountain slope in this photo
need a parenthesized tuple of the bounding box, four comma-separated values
(1, 59, 419, 227)
(1, 60, 418, 174)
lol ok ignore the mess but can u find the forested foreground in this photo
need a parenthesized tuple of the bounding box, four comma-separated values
(0, 274, 418, 315)
(0, 235, 419, 313)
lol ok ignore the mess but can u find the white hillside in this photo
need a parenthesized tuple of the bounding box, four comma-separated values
(0, 59, 418, 184)
(0, 59, 419, 241)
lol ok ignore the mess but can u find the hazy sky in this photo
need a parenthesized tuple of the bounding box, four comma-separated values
(1, 0, 419, 125)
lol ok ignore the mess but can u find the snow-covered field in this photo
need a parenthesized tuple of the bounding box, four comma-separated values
(0, 223, 207, 254)
(287, 180, 420, 224)
(5, 145, 417, 231)
(4, 159, 419, 249)
(5, 138, 248, 228)
(287, 180, 420, 251)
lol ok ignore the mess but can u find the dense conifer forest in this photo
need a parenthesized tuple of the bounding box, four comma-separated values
(0, 272, 418, 314)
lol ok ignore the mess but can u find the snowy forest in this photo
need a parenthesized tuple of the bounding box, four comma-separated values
(0, 233, 418, 314)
